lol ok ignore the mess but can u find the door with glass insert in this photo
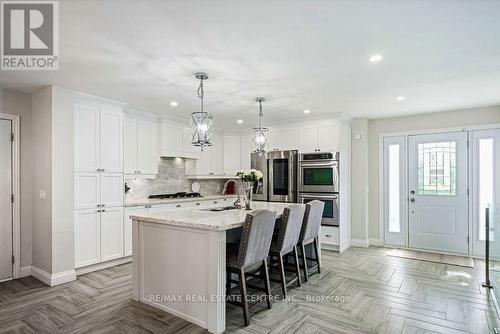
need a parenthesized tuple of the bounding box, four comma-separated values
(408, 132, 468, 254)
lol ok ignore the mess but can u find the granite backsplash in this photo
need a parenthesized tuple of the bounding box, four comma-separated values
(124, 158, 226, 201)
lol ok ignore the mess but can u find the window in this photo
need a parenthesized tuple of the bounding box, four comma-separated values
(388, 145, 400, 233)
(479, 138, 493, 241)
(417, 141, 456, 195)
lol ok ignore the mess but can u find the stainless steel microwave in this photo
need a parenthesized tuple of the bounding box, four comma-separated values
(299, 152, 339, 193)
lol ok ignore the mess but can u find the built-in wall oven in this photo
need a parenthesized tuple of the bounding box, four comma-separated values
(299, 152, 340, 226)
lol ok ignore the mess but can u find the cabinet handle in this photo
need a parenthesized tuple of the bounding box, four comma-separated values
(213, 201, 218, 204)
(97, 209, 101, 213)
(176, 204, 181, 208)
(101, 168, 105, 172)
(325, 234, 332, 238)
(97, 168, 101, 172)
(138, 171, 141, 174)
(145, 205, 151, 208)
(196, 203, 200, 206)
(101, 209, 106, 212)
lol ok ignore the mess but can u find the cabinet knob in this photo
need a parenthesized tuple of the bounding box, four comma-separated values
(213, 201, 218, 204)
(101, 168, 105, 172)
(325, 234, 332, 238)
(176, 204, 181, 208)
(196, 203, 200, 206)
(97, 168, 101, 172)
(138, 171, 141, 174)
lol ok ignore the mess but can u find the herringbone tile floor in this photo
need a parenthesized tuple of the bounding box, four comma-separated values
(0, 247, 498, 333)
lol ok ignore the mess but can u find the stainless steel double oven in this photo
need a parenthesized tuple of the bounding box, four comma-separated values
(251, 150, 297, 203)
(298, 152, 340, 226)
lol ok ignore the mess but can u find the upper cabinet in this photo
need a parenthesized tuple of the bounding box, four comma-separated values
(124, 114, 158, 176)
(195, 134, 223, 175)
(267, 127, 299, 151)
(240, 134, 252, 170)
(75, 102, 123, 173)
(299, 120, 339, 153)
(223, 135, 241, 175)
(159, 120, 200, 159)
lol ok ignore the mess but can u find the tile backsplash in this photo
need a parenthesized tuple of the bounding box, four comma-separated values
(124, 158, 226, 201)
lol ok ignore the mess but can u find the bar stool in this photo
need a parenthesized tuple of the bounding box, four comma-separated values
(268, 204, 306, 298)
(298, 200, 325, 282)
(226, 209, 277, 326)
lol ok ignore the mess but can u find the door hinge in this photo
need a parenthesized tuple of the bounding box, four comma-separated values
(467, 188, 469, 196)
(10, 133, 14, 142)
(467, 236, 469, 244)
(12, 255, 14, 264)
(11, 194, 14, 203)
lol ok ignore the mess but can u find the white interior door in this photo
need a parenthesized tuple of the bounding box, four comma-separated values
(0, 119, 12, 280)
(408, 132, 469, 254)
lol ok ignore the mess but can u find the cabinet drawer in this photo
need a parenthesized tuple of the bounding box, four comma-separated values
(320, 226, 339, 246)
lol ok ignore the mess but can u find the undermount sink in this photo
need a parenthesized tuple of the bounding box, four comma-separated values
(207, 206, 240, 212)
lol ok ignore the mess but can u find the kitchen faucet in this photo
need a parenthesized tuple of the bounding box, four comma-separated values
(222, 179, 246, 209)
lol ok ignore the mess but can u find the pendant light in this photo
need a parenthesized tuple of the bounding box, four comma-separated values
(191, 72, 214, 151)
(251, 97, 269, 156)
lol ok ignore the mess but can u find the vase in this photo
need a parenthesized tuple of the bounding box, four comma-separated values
(242, 182, 254, 210)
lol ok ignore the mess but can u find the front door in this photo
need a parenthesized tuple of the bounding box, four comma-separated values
(0, 119, 13, 280)
(408, 132, 469, 254)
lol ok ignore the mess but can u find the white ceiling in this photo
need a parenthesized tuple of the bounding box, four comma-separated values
(2, 0, 500, 129)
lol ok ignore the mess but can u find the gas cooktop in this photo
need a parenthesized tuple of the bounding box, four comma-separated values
(148, 192, 202, 200)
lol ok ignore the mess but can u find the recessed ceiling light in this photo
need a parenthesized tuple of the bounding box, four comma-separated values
(396, 96, 406, 101)
(303, 109, 311, 114)
(237, 119, 243, 124)
(169, 101, 179, 107)
(369, 54, 383, 63)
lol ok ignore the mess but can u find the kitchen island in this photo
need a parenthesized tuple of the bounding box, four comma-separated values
(130, 201, 292, 334)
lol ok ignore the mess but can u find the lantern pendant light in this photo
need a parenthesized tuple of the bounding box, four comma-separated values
(251, 97, 269, 156)
(190, 72, 214, 151)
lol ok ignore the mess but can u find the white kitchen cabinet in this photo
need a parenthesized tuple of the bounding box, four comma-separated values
(210, 134, 224, 174)
(125, 116, 158, 176)
(137, 120, 158, 174)
(100, 173, 123, 207)
(298, 121, 339, 153)
(124, 206, 147, 256)
(195, 148, 210, 175)
(240, 134, 252, 170)
(74, 173, 100, 210)
(100, 106, 123, 173)
(224, 135, 241, 175)
(75, 209, 101, 268)
(74, 104, 100, 172)
(267, 128, 299, 151)
(74, 172, 123, 209)
(320, 225, 339, 248)
(124, 118, 138, 174)
(159, 120, 200, 159)
(100, 207, 124, 262)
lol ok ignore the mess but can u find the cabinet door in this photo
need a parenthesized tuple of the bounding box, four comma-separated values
(299, 124, 319, 152)
(240, 134, 252, 170)
(196, 147, 210, 175)
(124, 206, 146, 257)
(100, 207, 124, 262)
(100, 106, 123, 172)
(274, 128, 299, 151)
(124, 118, 137, 174)
(210, 134, 224, 174)
(74, 104, 100, 172)
(75, 209, 100, 268)
(100, 173, 123, 207)
(74, 173, 100, 210)
(147, 204, 169, 215)
(223, 135, 241, 174)
(183, 127, 201, 158)
(137, 120, 158, 175)
(161, 124, 183, 156)
(318, 124, 339, 152)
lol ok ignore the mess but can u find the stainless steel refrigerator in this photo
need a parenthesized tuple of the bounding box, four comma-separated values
(251, 150, 298, 203)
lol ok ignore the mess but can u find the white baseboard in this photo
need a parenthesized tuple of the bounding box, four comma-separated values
(20, 266, 32, 277)
(76, 256, 132, 276)
(351, 239, 369, 248)
(31, 266, 76, 286)
(321, 243, 339, 252)
(369, 238, 383, 247)
(339, 242, 351, 253)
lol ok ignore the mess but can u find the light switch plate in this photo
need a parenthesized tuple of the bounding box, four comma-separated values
(39, 190, 46, 200)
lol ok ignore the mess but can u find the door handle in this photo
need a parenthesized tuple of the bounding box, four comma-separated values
(410, 190, 415, 194)
(410, 198, 415, 203)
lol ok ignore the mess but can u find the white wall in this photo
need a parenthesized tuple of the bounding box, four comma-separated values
(32, 87, 53, 273)
(0, 89, 33, 268)
(350, 119, 369, 245)
(367, 105, 500, 243)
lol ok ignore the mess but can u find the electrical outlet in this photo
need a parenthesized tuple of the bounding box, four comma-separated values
(39, 190, 46, 200)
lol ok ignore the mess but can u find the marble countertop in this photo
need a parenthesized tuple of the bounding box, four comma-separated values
(125, 194, 238, 207)
(130, 201, 295, 231)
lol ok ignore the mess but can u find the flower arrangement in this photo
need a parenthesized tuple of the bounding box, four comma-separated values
(235, 169, 264, 186)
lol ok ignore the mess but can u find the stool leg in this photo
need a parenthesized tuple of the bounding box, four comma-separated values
(293, 246, 301, 287)
(301, 243, 309, 282)
(278, 253, 287, 298)
(314, 237, 321, 273)
(238, 268, 249, 326)
(263, 259, 272, 309)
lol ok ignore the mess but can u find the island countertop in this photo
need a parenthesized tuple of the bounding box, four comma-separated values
(130, 201, 294, 231)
